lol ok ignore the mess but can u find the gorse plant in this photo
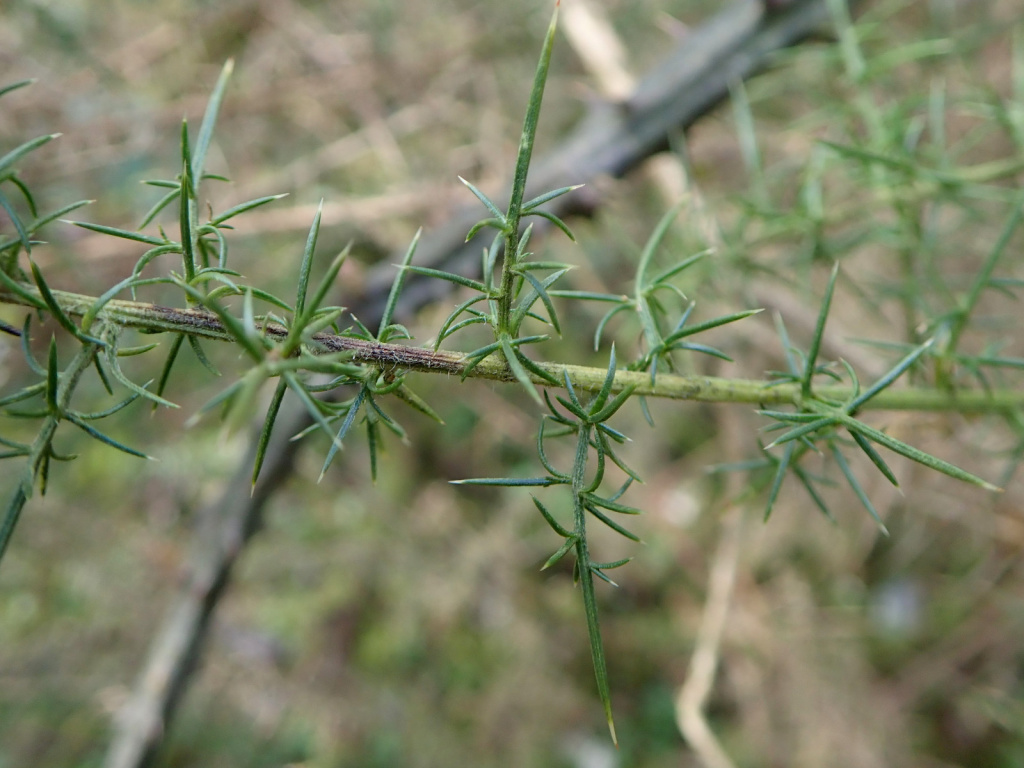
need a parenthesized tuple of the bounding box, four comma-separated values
(1, 2, 1022, 747)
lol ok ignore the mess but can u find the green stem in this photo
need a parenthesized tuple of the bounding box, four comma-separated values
(2, 282, 1022, 414)
(497, 6, 558, 333)
(497, 231, 519, 334)
(570, 422, 617, 745)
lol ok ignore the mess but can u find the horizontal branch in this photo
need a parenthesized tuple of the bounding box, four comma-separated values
(3, 282, 1021, 415)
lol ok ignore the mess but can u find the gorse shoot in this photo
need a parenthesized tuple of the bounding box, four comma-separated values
(456, 347, 640, 742)
(1, 2, 1020, 747)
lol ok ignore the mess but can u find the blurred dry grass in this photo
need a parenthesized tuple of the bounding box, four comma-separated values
(2, 0, 1024, 767)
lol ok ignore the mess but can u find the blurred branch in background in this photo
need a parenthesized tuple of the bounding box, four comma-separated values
(104, 1, 854, 765)
(560, 0, 723, 247)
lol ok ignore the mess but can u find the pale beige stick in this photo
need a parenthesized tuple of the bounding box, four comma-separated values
(674, 397, 749, 768)
(561, 0, 723, 250)
(675, 505, 742, 768)
(561, 0, 634, 100)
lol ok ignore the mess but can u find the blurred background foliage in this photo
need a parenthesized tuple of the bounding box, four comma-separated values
(2, 0, 1024, 766)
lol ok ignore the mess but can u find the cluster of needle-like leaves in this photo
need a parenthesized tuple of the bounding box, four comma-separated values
(404, 10, 579, 406)
(455, 348, 638, 744)
(0, 81, 109, 561)
(753, 264, 1001, 528)
(0, 61, 429, 559)
(703, 1, 1023, 529)
(280, 227, 444, 485)
(552, 202, 761, 424)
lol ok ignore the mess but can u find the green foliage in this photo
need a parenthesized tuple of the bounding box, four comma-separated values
(456, 348, 639, 742)
(756, 265, 998, 527)
(1, 1, 1021, 751)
